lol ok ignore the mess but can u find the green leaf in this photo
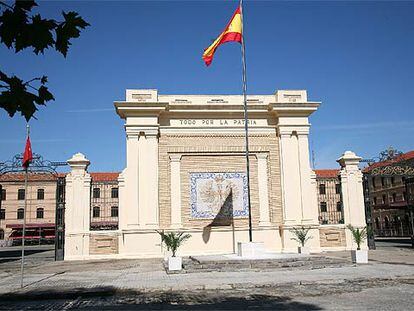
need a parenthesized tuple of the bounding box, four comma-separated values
(55, 11, 90, 56)
(37, 85, 54, 104)
(22, 14, 56, 54)
(15, 0, 38, 12)
(0, 71, 54, 121)
(0, 7, 28, 49)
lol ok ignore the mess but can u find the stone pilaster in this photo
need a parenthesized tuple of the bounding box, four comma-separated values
(257, 153, 271, 226)
(124, 127, 140, 228)
(169, 154, 182, 228)
(278, 123, 320, 252)
(64, 153, 91, 260)
(139, 129, 159, 228)
(337, 151, 367, 250)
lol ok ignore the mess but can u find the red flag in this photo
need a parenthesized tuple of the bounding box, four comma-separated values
(22, 137, 33, 169)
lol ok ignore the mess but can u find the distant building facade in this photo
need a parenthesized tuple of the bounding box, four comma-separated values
(314, 170, 343, 225)
(364, 151, 414, 237)
(0, 173, 57, 246)
(0, 172, 119, 246)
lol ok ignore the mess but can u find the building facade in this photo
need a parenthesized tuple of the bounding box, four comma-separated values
(63, 89, 368, 260)
(0, 173, 57, 246)
(0, 172, 119, 246)
(364, 151, 414, 237)
(314, 169, 343, 225)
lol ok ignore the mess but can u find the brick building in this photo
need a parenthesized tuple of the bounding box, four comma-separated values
(364, 151, 414, 237)
(0, 172, 119, 245)
(314, 169, 343, 225)
(0, 173, 57, 246)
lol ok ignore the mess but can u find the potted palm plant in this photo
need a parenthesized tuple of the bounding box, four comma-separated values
(347, 224, 368, 263)
(157, 230, 191, 271)
(291, 226, 312, 254)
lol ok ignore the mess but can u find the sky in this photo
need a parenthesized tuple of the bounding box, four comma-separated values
(1, 0, 414, 172)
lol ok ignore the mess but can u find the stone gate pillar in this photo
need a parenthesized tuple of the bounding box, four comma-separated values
(64, 153, 91, 260)
(337, 151, 367, 250)
(277, 101, 320, 252)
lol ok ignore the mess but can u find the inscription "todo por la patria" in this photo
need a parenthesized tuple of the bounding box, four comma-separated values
(179, 119, 258, 126)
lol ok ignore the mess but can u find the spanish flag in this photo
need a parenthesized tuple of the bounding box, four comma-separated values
(202, 6, 243, 66)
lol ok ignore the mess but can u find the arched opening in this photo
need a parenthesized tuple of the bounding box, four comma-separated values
(36, 208, 44, 219)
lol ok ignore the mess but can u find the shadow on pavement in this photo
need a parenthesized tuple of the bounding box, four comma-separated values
(0, 248, 53, 259)
(0, 287, 322, 310)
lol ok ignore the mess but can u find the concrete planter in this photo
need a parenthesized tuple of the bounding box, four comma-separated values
(168, 256, 182, 271)
(351, 249, 368, 264)
(298, 246, 310, 255)
(237, 242, 266, 258)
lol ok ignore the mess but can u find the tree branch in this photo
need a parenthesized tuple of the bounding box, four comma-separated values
(24, 77, 41, 85)
(0, 1, 14, 10)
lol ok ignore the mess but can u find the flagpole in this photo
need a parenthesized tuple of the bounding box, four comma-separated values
(239, 0, 253, 242)
(20, 123, 29, 288)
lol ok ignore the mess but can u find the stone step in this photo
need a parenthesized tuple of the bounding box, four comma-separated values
(165, 255, 349, 274)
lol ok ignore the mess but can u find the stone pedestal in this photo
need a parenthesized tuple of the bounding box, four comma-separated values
(337, 151, 367, 250)
(237, 242, 266, 258)
(64, 153, 91, 260)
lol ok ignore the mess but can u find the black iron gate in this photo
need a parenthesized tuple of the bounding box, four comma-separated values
(55, 177, 66, 260)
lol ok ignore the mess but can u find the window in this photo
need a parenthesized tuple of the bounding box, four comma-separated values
(374, 197, 377, 205)
(111, 206, 118, 217)
(372, 177, 376, 189)
(403, 192, 407, 201)
(93, 188, 100, 199)
(18, 189, 25, 200)
(320, 202, 327, 213)
(392, 193, 397, 202)
(319, 184, 326, 195)
(381, 177, 385, 187)
(0, 209, 5, 220)
(93, 206, 100, 218)
(391, 177, 395, 185)
(336, 202, 342, 212)
(111, 188, 119, 199)
(37, 189, 44, 200)
(0, 229, 4, 240)
(382, 194, 387, 204)
(1, 188, 6, 201)
(335, 184, 341, 194)
(17, 208, 24, 219)
(36, 208, 44, 219)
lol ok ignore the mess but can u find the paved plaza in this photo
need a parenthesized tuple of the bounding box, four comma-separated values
(0, 242, 413, 309)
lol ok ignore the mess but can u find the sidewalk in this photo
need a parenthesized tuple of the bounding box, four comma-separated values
(0, 247, 413, 297)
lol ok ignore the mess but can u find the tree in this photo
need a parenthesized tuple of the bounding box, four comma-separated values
(290, 226, 312, 247)
(346, 224, 368, 250)
(157, 231, 191, 257)
(0, 0, 89, 121)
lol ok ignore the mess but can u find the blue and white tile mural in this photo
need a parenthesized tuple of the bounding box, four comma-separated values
(190, 172, 249, 219)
